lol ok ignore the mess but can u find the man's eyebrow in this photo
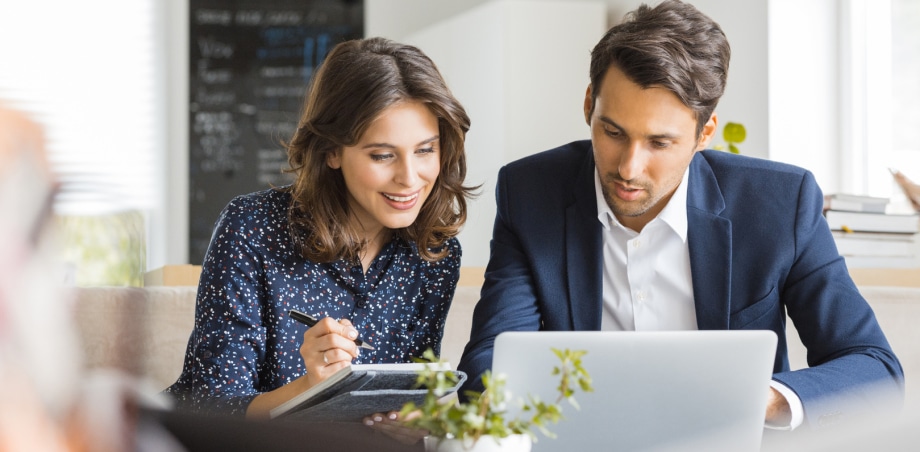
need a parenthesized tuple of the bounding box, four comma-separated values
(599, 116, 679, 140)
(599, 116, 622, 131)
(360, 135, 440, 150)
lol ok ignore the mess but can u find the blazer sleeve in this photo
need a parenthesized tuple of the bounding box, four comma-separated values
(456, 165, 544, 395)
(772, 171, 904, 427)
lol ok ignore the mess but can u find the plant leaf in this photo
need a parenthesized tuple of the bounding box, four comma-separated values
(723, 122, 746, 143)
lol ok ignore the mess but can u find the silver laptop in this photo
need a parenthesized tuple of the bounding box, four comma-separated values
(492, 330, 777, 452)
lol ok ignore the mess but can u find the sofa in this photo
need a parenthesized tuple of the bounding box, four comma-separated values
(73, 268, 920, 411)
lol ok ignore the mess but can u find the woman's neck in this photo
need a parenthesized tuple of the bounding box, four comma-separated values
(358, 227, 392, 273)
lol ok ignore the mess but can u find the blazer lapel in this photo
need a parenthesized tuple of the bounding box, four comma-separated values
(566, 151, 603, 331)
(686, 153, 732, 330)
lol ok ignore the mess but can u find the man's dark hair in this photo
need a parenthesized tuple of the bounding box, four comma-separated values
(588, 0, 730, 136)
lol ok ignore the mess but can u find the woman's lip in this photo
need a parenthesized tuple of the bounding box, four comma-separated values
(382, 191, 420, 202)
(382, 190, 421, 210)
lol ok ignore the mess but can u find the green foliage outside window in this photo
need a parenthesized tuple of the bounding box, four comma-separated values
(55, 210, 146, 287)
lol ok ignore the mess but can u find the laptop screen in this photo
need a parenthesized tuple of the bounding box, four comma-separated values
(492, 330, 777, 452)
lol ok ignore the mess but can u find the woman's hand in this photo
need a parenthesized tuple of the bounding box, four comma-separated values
(300, 317, 361, 387)
(246, 316, 360, 418)
(363, 410, 428, 445)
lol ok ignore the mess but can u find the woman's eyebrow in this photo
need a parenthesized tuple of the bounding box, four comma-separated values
(360, 135, 440, 150)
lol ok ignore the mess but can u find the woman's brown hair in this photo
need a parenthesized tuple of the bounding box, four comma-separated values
(285, 37, 474, 263)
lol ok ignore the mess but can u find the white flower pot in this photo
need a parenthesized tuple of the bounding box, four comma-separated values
(425, 434, 532, 452)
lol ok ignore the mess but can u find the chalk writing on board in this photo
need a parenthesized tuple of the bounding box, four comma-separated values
(188, 0, 362, 264)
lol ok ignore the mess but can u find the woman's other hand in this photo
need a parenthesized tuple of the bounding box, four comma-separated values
(363, 410, 428, 445)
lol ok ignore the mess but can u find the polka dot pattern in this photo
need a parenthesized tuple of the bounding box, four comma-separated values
(164, 188, 461, 415)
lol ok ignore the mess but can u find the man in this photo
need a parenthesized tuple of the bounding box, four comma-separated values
(457, 0, 903, 430)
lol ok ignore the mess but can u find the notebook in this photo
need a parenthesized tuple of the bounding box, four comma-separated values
(492, 330, 777, 452)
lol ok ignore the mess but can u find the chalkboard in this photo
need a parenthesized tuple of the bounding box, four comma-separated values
(188, 0, 363, 264)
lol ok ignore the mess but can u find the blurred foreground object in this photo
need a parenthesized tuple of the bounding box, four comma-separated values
(0, 104, 80, 450)
(891, 168, 920, 212)
(0, 104, 173, 451)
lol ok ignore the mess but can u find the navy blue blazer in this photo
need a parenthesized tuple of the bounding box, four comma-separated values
(457, 140, 903, 427)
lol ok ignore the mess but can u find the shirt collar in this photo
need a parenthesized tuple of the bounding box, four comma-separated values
(594, 166, 689, 242)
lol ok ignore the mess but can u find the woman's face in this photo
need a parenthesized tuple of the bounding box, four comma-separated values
(327, 100, 441, 237)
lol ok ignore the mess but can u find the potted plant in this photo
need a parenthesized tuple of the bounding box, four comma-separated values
(400, 348, 593, 452)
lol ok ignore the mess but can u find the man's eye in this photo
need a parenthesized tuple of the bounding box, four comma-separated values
(603, 128, 622, 138)
(652, 141, 670, 149)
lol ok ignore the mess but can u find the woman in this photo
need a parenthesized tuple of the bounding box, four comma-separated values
(165, 37, 474, 419)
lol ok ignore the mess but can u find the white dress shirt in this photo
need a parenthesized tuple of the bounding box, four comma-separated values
(593, 166, 804, 430)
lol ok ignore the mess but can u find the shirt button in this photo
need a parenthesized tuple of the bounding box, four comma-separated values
(632, 240, 641, 249)
(202, 350, 213, 359)
(636, 291, 646, 302)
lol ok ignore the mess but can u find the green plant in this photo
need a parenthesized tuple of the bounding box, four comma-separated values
(400, 348, 593, 444)
(55, 210, 146, 286)
(712, 121, 746, 154)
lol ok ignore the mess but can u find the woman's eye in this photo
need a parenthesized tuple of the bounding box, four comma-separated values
(370, 153, 392, 162)
(416, 147, 436, 155)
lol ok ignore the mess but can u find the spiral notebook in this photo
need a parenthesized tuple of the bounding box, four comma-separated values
(270, 362, 465, 422)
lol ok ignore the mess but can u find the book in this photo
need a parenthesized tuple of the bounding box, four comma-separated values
(824, 210, 920, 234)
(269, 362, 466, 422)
(824, 193, 889, 214)
(843, 254, 920, 269)
(832, 231, 919, 257)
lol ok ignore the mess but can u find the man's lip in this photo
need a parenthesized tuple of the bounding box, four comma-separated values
(612, 181, 643, 201)
(613, 181, 642, 191)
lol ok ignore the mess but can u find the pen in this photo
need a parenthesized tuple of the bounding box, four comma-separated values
(289, 309, 376, 351)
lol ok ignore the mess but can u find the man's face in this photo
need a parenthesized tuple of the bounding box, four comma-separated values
(584, 65, 716, 232)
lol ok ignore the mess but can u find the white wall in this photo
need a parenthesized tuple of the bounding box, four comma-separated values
(163, 0, 190, 269)
(768, 0, 841, 193)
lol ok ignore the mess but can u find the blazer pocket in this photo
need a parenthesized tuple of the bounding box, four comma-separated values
(730, 286, 779, 329)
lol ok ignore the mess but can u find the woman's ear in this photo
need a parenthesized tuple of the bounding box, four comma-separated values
(326, 150, 342, 169)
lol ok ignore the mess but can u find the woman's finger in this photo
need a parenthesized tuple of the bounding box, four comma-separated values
(363, 412, 428, 445)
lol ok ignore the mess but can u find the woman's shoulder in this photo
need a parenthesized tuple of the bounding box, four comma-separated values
(421, 237, 462, 270)
(218, 186, 292, 222)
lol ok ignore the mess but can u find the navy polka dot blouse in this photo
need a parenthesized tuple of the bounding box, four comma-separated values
(164, 187, 461, 416)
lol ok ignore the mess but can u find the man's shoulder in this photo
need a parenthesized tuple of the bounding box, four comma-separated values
(692, 151, 818, 212)
(502, 140, 592, 177)
(696, 150, 808, 179)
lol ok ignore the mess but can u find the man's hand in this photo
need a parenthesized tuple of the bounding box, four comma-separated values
(765, 387, 792, 425)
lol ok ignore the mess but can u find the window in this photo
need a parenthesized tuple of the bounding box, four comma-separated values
(889, 0, 920, 197)
(0, 1, 164, 285)
(844, 0, 920, 208)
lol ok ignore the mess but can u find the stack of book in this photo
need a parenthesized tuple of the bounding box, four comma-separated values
(823, 193, 920, 268)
